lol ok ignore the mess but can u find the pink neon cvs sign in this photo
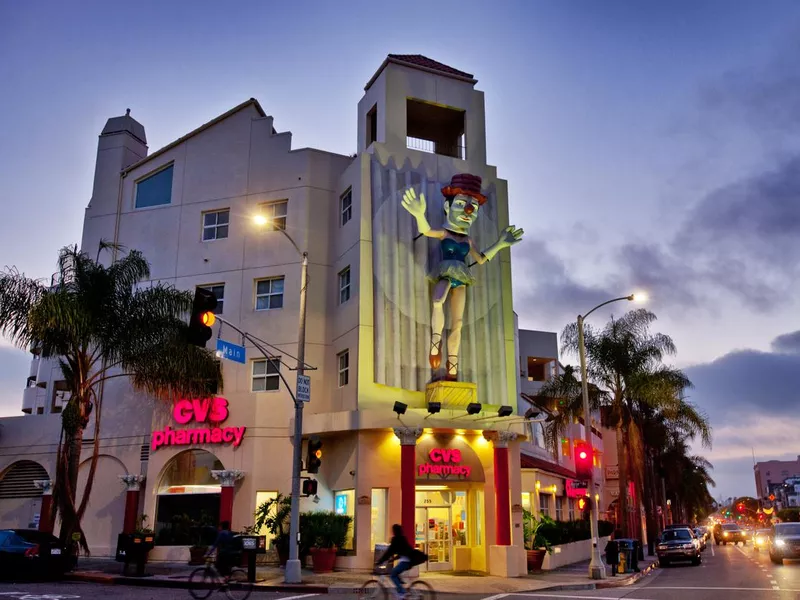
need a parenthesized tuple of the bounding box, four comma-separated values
(151, 397, 246, 451)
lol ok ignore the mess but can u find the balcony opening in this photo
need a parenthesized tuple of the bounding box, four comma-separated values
(52, 380, 69, 414)
(526, 357, 551, 381)
(366, 104, 378, 147)
(406, 98, 465, 159)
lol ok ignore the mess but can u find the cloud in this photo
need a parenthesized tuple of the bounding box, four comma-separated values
(513, 240, 615, 327)
(684, 339, 800, 498)
(0, 346, 31, 417)
(771, 330, 800, 354)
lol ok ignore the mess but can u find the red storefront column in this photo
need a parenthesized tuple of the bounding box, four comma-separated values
(394, 427, 422, 542)
(119, 475, 146, 534)
(33, 479, 53, 533)
(212, 470, 244, 526)
(490, 431, 517, 546)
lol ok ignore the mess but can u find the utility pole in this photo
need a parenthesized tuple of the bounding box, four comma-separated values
(285, 251, 309, 584)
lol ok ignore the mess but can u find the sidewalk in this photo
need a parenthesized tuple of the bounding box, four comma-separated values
(66, 556, 658, 594)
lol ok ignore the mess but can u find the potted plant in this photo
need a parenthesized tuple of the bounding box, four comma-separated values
(307, 511, 352, 573)
(189, 512, 217, 565)
(255, 494, 292, 566)
(523, 510, 553, 572)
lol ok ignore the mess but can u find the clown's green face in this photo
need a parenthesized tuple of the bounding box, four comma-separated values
(444, 194, 480, 234)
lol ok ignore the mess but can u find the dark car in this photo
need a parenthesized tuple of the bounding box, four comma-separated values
(657, 527, 702, 567)
(714, 523, 747, 546)
(0, 529, 67, 580)
(769, 522, 800, 565)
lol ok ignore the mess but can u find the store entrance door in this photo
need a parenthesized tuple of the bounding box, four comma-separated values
(415, 506, 452, 571)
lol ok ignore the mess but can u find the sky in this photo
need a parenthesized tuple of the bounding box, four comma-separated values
(1, 0, 800, 501)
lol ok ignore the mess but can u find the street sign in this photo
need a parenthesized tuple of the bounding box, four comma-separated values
(296, 375, 311, 402)
(216, 339, 246, 364)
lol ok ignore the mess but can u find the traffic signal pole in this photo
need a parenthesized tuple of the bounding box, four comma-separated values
(285, 251, 308, 585)
(578, 314, 607, 580)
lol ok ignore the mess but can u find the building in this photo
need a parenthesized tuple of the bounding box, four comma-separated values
(0, 55, 530, 576)
(514, 325, 605, 523)
(754, 456, 800, 500)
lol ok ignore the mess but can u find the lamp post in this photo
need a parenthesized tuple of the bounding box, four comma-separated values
(577, 293, 645, 580)
(254, 214, 308, 584)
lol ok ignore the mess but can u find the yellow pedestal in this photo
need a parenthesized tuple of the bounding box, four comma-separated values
(425, 380, 478, 410)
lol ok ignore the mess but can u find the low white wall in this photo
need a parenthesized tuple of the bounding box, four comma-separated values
(541, 535, 610, 570)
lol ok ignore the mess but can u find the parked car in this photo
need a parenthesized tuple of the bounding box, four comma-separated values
(752, 528, 771, 552)
(769, 522, 800, 565)
(714, 523, 747, 546)
(693, 528, 707, 550)
(657, 527, 702, 567)
(0, 529, 67, 580)
(695, 526, 710, 541)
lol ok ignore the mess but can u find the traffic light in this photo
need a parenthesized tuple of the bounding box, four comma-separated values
(574, 442, 593, 480)
(306, 436, 323, 474)
(578, 496, 591, 520)
(738, 503, 745, 513)
(302, 479, 318, 496)
(187, 288, 218, 347)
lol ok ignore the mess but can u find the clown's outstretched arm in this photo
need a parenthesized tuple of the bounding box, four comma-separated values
(402, 188, 445, 239)
(470, 226, 524, 264)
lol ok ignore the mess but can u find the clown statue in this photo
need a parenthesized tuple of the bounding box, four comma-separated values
(401, 173, 523, 381)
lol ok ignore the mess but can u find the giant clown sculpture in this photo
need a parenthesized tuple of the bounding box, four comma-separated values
(401, 174, 523, 382)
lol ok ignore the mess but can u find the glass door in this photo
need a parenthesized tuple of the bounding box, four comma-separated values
(423, 507, 452, 571)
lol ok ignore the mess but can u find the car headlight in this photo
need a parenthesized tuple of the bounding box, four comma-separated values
(775, 539, 786, 547)
(682, 543, 695, 549)
(723, 532, 729, 537)
(657, 545, 667, 551)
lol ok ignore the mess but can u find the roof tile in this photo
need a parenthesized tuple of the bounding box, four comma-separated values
(387, 54, 475, 80)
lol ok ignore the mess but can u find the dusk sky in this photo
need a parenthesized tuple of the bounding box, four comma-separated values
(2, 0, 799, 500)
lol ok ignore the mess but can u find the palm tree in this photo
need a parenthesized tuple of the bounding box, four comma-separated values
(0, 244, 222, 552)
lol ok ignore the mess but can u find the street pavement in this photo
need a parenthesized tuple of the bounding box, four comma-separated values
(0, 543, 797, 599)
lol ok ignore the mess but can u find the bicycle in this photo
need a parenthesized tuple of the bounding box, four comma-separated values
(188, 556, 253, 600)
(358, 567, 435, 600)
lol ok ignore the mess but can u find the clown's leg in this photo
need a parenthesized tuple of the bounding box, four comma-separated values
(445, 285, 466, 381)
(430, 279, 451, 370)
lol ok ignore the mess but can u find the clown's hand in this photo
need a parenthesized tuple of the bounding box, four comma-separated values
(497, 226, 524, 249)
(401, 187, 427, 217)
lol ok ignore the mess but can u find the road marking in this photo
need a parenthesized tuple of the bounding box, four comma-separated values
(499, 595, 651, 600)
(483, 594, 510, 600)
(282, 595, 320, 600)
(643, 586, 797, 591)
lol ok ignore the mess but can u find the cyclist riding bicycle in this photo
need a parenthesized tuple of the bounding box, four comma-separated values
(205, 520, 238, 577)
(377, 524, 427, 598)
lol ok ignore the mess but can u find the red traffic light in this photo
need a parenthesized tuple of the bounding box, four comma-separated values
(574, 442, 593, 481)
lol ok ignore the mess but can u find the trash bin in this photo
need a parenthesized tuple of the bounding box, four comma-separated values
(374, 544, 390, 575)
(615, 539, 636, 574)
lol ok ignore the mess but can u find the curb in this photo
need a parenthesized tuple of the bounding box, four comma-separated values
(65, 572, 329, 593)
(526, 561, 658, 593)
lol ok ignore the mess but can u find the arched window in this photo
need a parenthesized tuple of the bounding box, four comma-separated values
(0, 460, 48, 499)
(155, 450, 223, 546)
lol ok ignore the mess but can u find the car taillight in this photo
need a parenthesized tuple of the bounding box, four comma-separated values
(24, 544, 40, 558)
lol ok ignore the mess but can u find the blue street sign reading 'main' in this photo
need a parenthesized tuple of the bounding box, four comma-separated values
(216, 339, 246, 364)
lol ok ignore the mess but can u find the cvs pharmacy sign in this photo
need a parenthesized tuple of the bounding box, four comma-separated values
(151, 397, 246, 451)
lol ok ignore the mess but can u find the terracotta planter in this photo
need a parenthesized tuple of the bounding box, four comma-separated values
(526, 549, 546, 572)
(189, 546, 208, 565)
(310, 547, 337, 573)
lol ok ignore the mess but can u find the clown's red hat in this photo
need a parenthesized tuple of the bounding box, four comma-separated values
(441, 173, 487, 205)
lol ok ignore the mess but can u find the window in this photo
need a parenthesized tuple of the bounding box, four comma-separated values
(521, 492, 532, 511)
(338, 350, 349, 387)
(555, 497, 563, 521)
(202, 209, 229, 241)
(256, 200, 288, 230)
(538, 493, 550, 518)
(340, 188, 352, 226)
(255, 277, 284, 310)
(561, 438, 572, 458)
(371, 489, 388, 549)
(339, 267, 351, 304)
(252, 358, 281, 392)
(334, 489, 355, 550)
(255, 491, 279, 548)
(197, 284, 224, 314)
(135, 165, 173, 208)
(366, 104, 377, 147)
(527, 357, 548, 381)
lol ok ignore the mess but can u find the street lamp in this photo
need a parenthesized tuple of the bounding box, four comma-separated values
(577, 292, 645, 580)
(253, 214, 308, 584)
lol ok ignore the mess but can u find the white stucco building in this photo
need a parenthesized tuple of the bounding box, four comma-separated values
(1, 55, 534, 575)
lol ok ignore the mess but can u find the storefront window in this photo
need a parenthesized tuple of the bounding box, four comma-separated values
(474, 489, 483, 547)
(371, 489, 388, 549)
(255, 491, 278, 548)
(521, 492, 531, 511)
(555, 497, 563, 521)
(155, 449, 223, 546)
(452, 491, 467, 546)
(568, 498, 575, 521)
(538, 493, 550, 518)
(334, 489, 355, 550)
